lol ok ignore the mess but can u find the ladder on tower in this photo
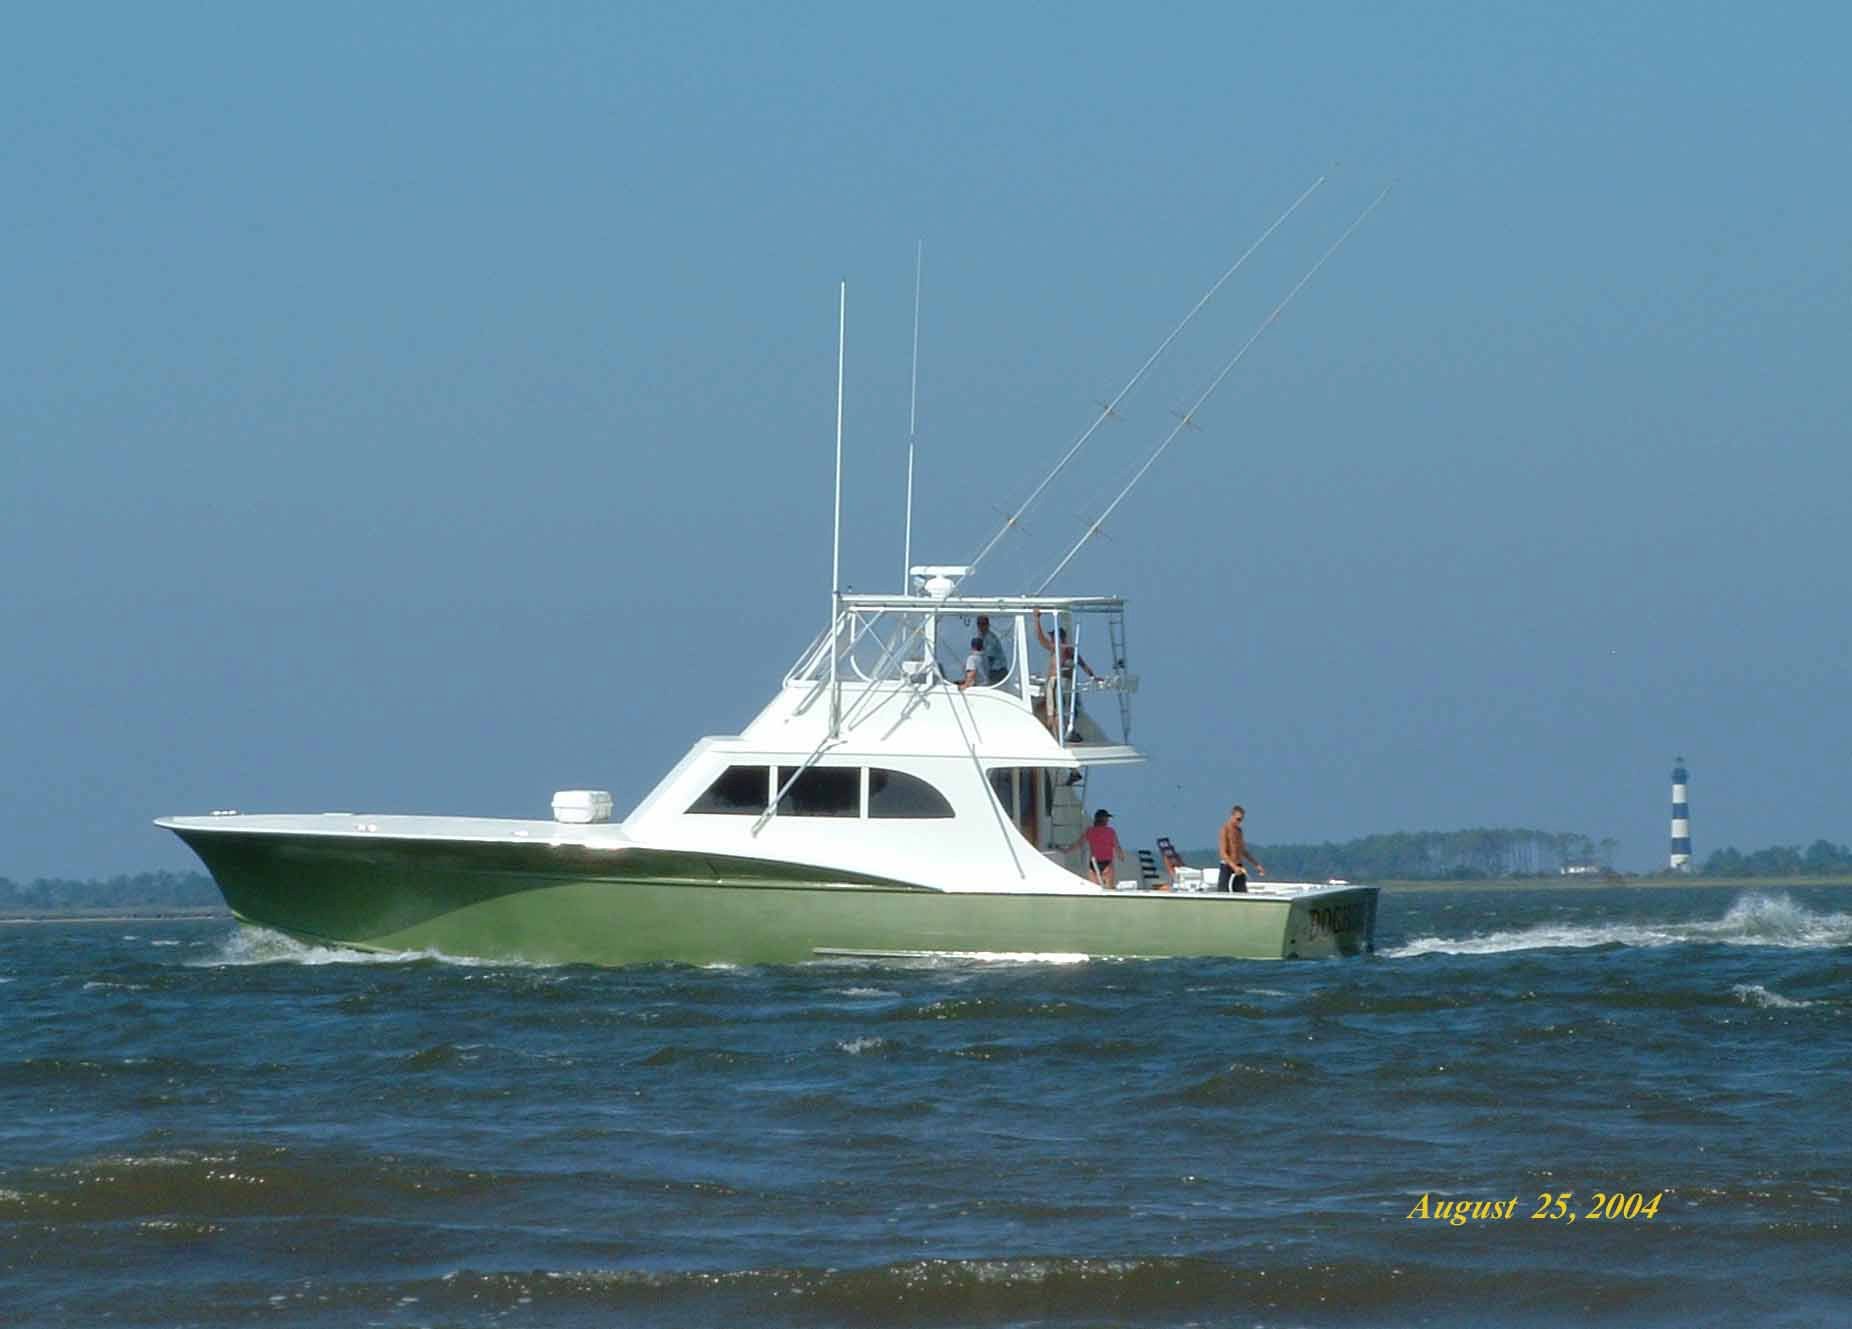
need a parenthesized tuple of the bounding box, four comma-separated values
(1107, 611, 1131, 740)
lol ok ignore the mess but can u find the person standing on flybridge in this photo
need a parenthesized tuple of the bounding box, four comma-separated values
(975, 615, 1010, 685)
(957, 637, 985, 690)
(1034, 612, 1098, 735)
(1069, 810, 1126, 888)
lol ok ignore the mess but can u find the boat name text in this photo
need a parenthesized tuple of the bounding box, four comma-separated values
(1306, 903, 1363, 938)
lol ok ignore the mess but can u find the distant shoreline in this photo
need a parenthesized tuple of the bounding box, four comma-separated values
(0, 907, 232, 925)
(1376, 875, 1852, 893)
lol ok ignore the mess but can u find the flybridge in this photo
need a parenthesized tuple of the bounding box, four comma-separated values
(787, 565, 1139, 758)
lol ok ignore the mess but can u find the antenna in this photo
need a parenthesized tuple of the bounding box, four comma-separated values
(1038, 184, 1394, 592)
(829, 281, 846, 739)
(965, 172, 1330, 582)
(902, 241, 922, 591)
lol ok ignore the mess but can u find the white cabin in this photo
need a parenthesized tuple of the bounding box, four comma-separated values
(620, 571, 1143, 894)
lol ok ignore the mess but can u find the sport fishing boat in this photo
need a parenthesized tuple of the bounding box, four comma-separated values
(158, 568, 1377, 964)
(160, 194, 1393, 966)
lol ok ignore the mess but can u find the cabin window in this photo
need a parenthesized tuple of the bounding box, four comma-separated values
(776, 765, 861, 818)
(988, 769, 1017, 819)
(867, 768, 955, 819)
(988, 766, 1054, 846)
(687, 765, 770, 815)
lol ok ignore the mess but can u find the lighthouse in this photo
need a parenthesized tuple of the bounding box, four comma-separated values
(1669, 758, 1691, 871)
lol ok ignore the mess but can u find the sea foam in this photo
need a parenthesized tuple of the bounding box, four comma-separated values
(1388, 892, 1852, 958)
(189, 926, 489, 968)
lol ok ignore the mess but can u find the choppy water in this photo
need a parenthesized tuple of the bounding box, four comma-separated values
(3, 886, 1848, 1327)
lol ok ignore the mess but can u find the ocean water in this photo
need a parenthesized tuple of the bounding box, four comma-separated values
(2, 885, 1848, 1328)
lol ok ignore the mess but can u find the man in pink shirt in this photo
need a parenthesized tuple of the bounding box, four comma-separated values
(1069, 809, 1126, 888)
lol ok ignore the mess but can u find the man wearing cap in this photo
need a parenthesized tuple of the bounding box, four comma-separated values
(1068, 809, 1126, 888)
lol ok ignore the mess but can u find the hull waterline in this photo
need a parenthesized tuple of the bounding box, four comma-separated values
(170, 828, 1377, 965)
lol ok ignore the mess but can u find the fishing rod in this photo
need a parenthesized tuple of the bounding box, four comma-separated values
(828, 280, 846, 739)
(901, 241, 922, 591)
(963, 172, 1330, 582)
(1036, 183, 1394, 593)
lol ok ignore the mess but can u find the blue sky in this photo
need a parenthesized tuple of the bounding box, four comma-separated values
(4, 2, 1848, 878)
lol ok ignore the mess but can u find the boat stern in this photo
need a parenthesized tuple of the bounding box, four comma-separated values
(1279, 885, 1378, 958)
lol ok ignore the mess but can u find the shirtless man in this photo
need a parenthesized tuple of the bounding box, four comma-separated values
(1033, 613, 1097, 734)
(1217, 805, 1265, 893)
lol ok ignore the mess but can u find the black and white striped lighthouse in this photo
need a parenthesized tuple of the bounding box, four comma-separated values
(1669, 758, 1692, 871)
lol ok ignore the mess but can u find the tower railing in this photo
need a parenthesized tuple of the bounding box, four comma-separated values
(780, 594, 1138, 750)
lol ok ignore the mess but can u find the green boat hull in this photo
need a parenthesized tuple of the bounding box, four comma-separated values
(171, 829, 1378, 965)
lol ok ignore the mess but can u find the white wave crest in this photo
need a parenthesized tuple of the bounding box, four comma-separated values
(808, 950, 1093, 968)
(1389, 892, 1852, 958)
(1730, 983, 1815, 1009)
(890, 950, 1093, 965)
(188, 926, 490, 968)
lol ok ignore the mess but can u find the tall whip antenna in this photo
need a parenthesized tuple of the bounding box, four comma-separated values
(1037, 184, 1393, 593)
(965, 172, 1329, 581)
(829, 280, 846, 739)
(902, 241, 922, 590)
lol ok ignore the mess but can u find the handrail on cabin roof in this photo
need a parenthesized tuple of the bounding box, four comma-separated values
(835, 593, 1124, 614)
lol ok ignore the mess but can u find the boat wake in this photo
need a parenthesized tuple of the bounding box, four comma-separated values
(1388, 893, 1852, 958)
(189, 926, 497, 969)
(810, 949, 1093, 966)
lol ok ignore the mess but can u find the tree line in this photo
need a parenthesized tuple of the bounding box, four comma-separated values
(1198, 828, 1617, 882)
(0, 871, 221, 913)
(1700, 840, 1852, 878)
(1200, 829, 1852, 881)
